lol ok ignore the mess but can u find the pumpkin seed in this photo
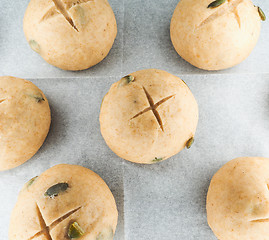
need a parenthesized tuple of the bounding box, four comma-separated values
(25, 176, 38, 189)
(152, 157, 163, 163)
(258, 6, 266, 21)
(45, 183, 69, 198)
(29, 40, 41, 53)
(208, 0, 226, 8)
(186, 137, 194, 149)
(75, 6, 86, 25)
(182, 79, 187, 86)
(28, 93, 45, 103)
(96, 228, 114, 240)
(181, 79, 190, 89)
(68, 222, 85, 239)
(118, 75, 135, 87)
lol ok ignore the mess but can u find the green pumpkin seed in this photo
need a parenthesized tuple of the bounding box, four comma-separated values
(29, 40, 41, 53)
(182, 79, 187, 86)
(186, 137, 194, 149)
(118, 75, 135, 87)
(152, 157, 163, 163)
(45, 183, 69, 198)
(28, 92, 45, 103)
(25, 176, 38, 189)
(68, 222, 85, 239)
(96, 228, 114, 240)
(181, 79, 191, 90)
(75, 6, 86, 25)
(208, 0, 226, 8)
(258, 6, 266, 21)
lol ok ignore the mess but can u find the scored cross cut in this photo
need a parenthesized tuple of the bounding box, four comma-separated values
(131, 87, 175, 132)
(29, 204, 81, 240)
(41, 0, 93, 32)
(199, 0, 243, 28)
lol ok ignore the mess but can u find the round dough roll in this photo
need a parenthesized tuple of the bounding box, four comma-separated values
(170, 0, 262, 71)
(9, 164, 118, 240)
(100, 69, 199, 164)
(207, 157, 269, 240)
(23, 0, 117, 71)
(0, 76, 51, 171)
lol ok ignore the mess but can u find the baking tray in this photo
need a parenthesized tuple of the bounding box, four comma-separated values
(0, 0, 269, 239)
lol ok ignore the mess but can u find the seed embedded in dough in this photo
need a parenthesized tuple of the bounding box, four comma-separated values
(208, 0, 226, 9)
(29, 40, 41, 53)
(118, 75, 135, 87)
(96, 227, 114, 240)
(68, 222, 85, 239)
(186, 137, 194, 149)
(25, 176, 38, 189)
(44, 182, 69, 198)
(258, 6, 266, 21)
(75, 5, 87, 26)
(152, 157, 164, 163)
(27, 92, 45, 103)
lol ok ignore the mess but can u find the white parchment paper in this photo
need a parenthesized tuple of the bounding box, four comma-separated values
(0, 0, 269, 239)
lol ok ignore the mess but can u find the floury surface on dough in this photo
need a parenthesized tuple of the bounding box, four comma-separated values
(170, 0, 262, 71)
(23, 0, 117, 71)
(100, 69, 199, 164)
(207, 157, 269, 240)
(9, 164, 118, 240)
(0, 76, 51, 171)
